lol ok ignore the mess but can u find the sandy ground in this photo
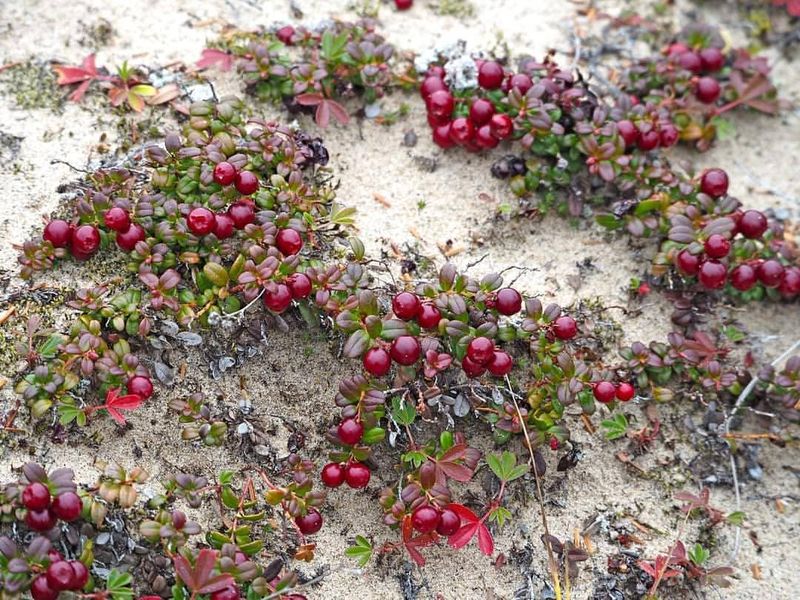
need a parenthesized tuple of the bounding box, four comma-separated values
(0, 0, 798, 598)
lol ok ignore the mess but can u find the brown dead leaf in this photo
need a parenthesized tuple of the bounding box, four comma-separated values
(147, 83, 181, 106)
(373, 192, 391, 208)
(751, 563, 762, 580)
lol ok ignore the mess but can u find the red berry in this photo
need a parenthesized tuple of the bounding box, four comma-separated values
(739, 210, 767, 239)
(392, 292, 420, 320)
(127, 375, 153, 399)
(116, 223, 146, 252)
(276, 25, 295, 45)
(395, 0, 413, 9)
(391, 336, 421, 366)
(704, 234, 730, 258)
(25, 508, 55, 531)
(411, 506, 440, 533)
(286, 273, 312, 299)
(43, 219, 72, 248)
(363, 347, 392, 377)
(593, 381, 616, 404)
(617, 120, 638, 147)
(187, 207, 216, 236)
(344, 462, 371, 488)
(264, 283, 292, 313)
(616, 382, 635, 402)
(478, 61, 504, 89)
(52, 492, 82, 522)
(427, 90, 454, 120)
(432, 123, 456, 149)
(700, 47, 724, 72)
(779, 267, 800, 296)
(295, 508, 323, 535)
(461, 355, 486, 378)
(420, 76, 447, 99)
(228, 200, 256, 229)
(211, 586, 241, 600)
(495, 288, 522, 315)
(417, 303, 441, 329)
(22, 482, 51, 511)
(695, 77, 721, 104)
(46, 560, 75, 590)
(30, 576, 58, 600)
(509, 73, 533, 94)
(276, 228, 303, 256)
(489, 113, 513, 140)
(700, 168, 729, 197)
(666, 42, 689, 57)
(698, 260, 727, 289)
(71, 225, 101, 259)
(469, 99, 495, 126)
(69, 560, 89, 589)
(757, 259, 784, 287)
(338, 418, 364, 446)
(637, 129, 660, 151)
(487, 350, 513, 377)
(427, 65, 445, 78)
(449, 117, 474, 145)
(730, 264, 757, 291)
(678, 51, 702, 73)
(212, 213, 235, 240)
(467, 337, 494, 365)
(552, 316, 577, 340)
(321, 463, 345, 487)
(213, 161, 237, 186)
(436, 508, 461, 536)
(659, 123, 679, 147)
(475, 125, 499, 149)
(676, 249, 701, 275)
(235, 171, 259, 195)
(103, 207, 131, 232)
(427, 111, 449, 127)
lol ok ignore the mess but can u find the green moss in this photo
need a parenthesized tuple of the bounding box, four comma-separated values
(431, 0, 475, 19)
(0, 60, 63, 111)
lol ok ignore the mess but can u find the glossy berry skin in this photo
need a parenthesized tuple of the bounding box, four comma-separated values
(467, 337, 494, 365)
(700, 168, 729, 197)
(616, 120, 638, 147)
(417, 303, 441, 329)
(698, 260, 727, 289)
(30, 576, 58, 600)
(695, 77, 721, 104)
(637, 129, 659, 151)
(395, 0, 413, 9)
(213, 161, 237, 186)
(487, 351, 513, 377)
(127, 375, 153, 399)
(116, 223, 146, 252)
(209, 213, 234, 240)
(552, 316, 577, 340)
(704, 234, 730, 259)
(228, 201, 255, 229)
(678, 51, 702, 73)
(495, 288, 522, 315)
(391, 336, 421, 366)
(475, 125, 499, 149)
(295, 509, 323, 535)
(211, 586, 241, 600)
(286, 273, 312, 299)
(427, 90, 454, 120)
(276, 25, 295, 45)
(478, 61, 504, 89)
(26, 508, 55, 531)
(71, 225, 101, 259)
(758, 260, 785, 287)
(509, 73, 533, 94)
(449, 117, 474, 145)
(676, 249, 701, 275)
(344, 462, 371, 488)
(411, 506, 440, 533)
(338, 418, 364, 446)
(593, 381, 616, 404)
(779, 268, 800, 296)
(43, 219, 72, 248)
(420, 76, 447, 99)
(276, 228, 303, 255)
(489, 113, 513, 140)
(22, 482, 51, 511)
(730, 264, 757, 291)
(235, 171, 259, 195)
(187, 207, 216, 236)
(52, 492, 82, 522)
(321, 463, 345, 487)
(432, 123, 455, 148)
(392, 292, 420, 320)
(469, 99, 495, 126)
(461, 355, 486, 378)
(739, 210, 767, 239)
(70, 561, 89, 588)
(436, 508, 461, 536)
(264, 284, 292, 313)
(46, 560, 75, 590)
(103, 207, 131, 232)
(700, 47, 724, 72)
(616, 382, 635, 402)
(659, 124, 679, 147)
(363, 347, 392, 377)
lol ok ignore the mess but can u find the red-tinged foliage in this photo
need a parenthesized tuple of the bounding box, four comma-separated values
(444, 503, 494, 555)
(401, 515, 439, 566)
(53, 54, 100, 102)
(295, 93, 350, 127)
(98, 388, 144, 425)
(173, 549, 235, 593)
(196, 48, 235, 71)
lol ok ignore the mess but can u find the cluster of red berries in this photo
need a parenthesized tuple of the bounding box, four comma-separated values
(21, 481, 82, 532)
(30, 554, 89, 600)
(421, 62, 515, 151)
(665, 43, 725, 104)
(394, 0, 413, 9)
(42, 219, 101, 260)
(593, 381, 635, 403)
(615, 113, 680, 152)
(320, 461, 371, 489)
(410, 504, 460, 536)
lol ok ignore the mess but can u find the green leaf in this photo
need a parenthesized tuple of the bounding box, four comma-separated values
(391, 397, 416, 426)
(595, 214, 623, 230)
(330, 202, 357, 226)
(218, 470, 234, 486)
(486, 451, 527, 483)
(345, 535, 373, 567)
(721, 325, 746, 343)
(105, 569, 134, 599)
(320, 31, 349, 62)
(634, 198, 663, 217)
(600, 413, 628, 440)
(710, 116, 735, 141)
(221, 486, 240, 510)
(361, 427, 385, 445)
(688, 543, 710, 566)
(726, 511, 746, 526)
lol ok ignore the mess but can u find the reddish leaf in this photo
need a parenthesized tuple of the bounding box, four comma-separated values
(196, 48, 234, 72)
(448, 523, 479, 549)
(477, 524, 494, 555)
(193, 549, 217, 585)
(106, 390, 144, 411)
(326, 99, 350, 125)
(439, 444, 467, 463)
(53, 54, 97, 85)
(173, 554, 195, 588)
(315, 101, 330, 128)
(437, 461, 473, 482)
(198, 574, 236, 594)
(295, 93, 324, 107)
(446, 503, 479, 523)
(405, 542, 426, 566)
